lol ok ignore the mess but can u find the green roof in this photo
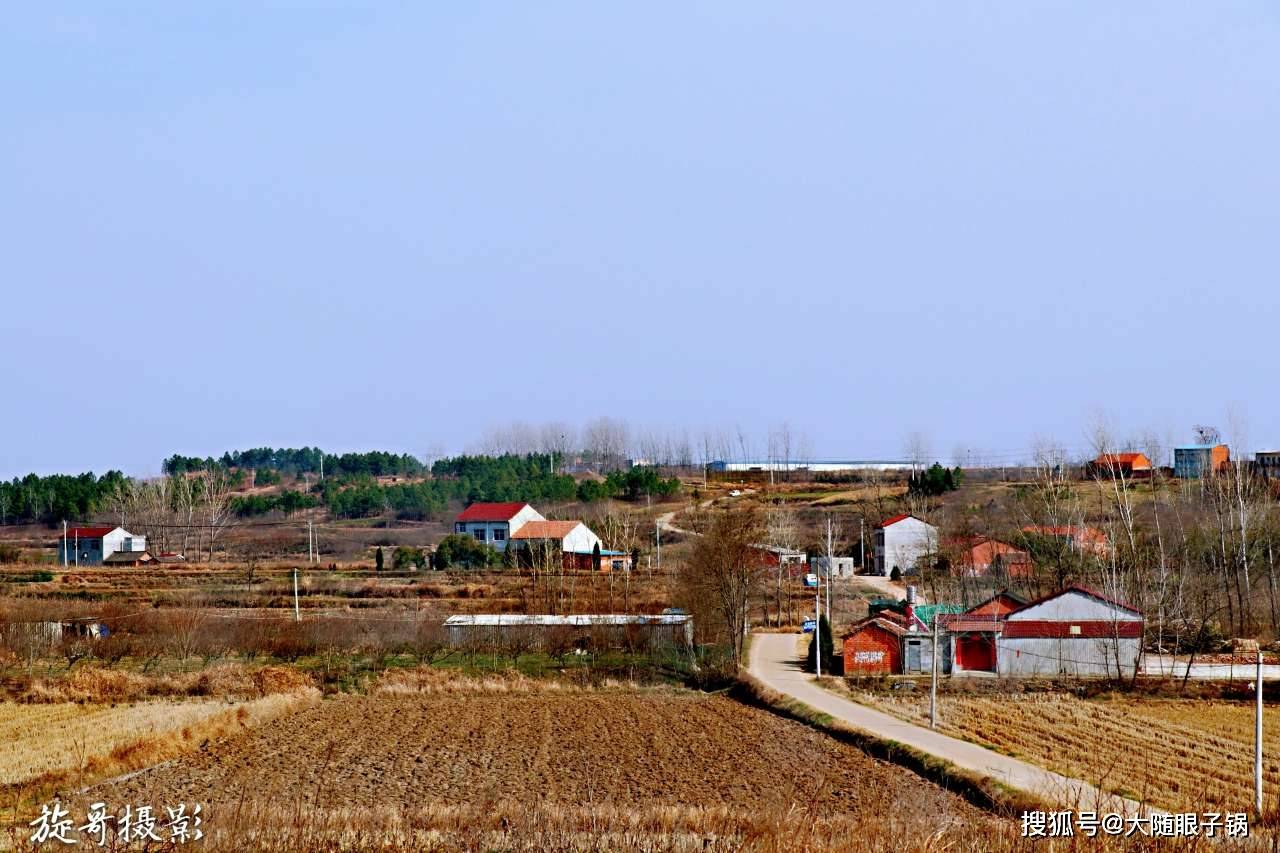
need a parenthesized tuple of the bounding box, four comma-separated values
(912, 604, 965, 628)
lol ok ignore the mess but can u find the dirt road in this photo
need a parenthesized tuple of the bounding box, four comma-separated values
(657, 489, 755, 536)
(849, 574, 923, 603)
(747, 632, 1153, 815)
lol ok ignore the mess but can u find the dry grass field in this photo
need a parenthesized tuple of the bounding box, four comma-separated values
(846, 687, 1280, 813)
(81, 686, 1005, 850)
(0, 694, 311, 786)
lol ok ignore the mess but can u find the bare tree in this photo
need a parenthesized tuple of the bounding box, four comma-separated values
(903, 431, 932, 473)
(130, 477, 174, 555)
(766, 505, 801, 625)
(172, 475, 198, 557)
(539, 422, 577, 466)
(104, 478, 136, 528)
(196, 469, 235, 562)
(681, 507, 767, 666)
(583, 417, 630, 472)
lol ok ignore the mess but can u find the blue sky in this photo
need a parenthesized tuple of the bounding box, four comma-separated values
(2, 3, 1277, 477)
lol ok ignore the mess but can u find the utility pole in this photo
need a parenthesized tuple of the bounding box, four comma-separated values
(74, 529, 79, 568)
(860, 518, 866, 572)
(307, 521, 313, 563)
(1256, 649, 1264, 816)
(62, 520, 68, 568)
(319, 454, 324, 481)
(930, 616, 940, 729)
(656, 521, 661, 572)
(293, 568, 301, 622)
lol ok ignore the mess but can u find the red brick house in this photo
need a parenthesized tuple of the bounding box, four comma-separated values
(1088, 452, 1153, 478)
(963, 590, 1026, 619)
(1021, 525, 1111, 559)
(951, 538, 1034, 578)
(841, 614, 909, 675)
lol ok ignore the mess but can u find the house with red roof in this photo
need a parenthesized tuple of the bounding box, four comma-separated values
(61, 525, 148, 566)
(872, 514, 938, 577)
(996, 586, 1143, 677)
(1020, 525, 1111, 559)
(509, 519, 631, 572)
(453, 502, 625, 569)
(937, 586, 1143, 677)
(1088, 452, 1153, 479)
(453, 502, 544, 552)
(950, 537, 1034, 579)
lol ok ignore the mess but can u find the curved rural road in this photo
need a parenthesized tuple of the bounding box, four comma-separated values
(748, 632, 1154, 816)
(657, 489, 756, 536)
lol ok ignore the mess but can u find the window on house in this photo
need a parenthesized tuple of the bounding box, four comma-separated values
(455, 523, 465, 533)
(493, 529, 505, 541)
(473, 530, 486, 542)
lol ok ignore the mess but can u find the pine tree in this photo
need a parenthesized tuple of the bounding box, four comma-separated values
(805, 615, 834, 673)
(375, 546, 384, 572)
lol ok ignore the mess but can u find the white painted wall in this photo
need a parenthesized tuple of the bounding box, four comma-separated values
(997, 637, 1141, 677)
(998, 589, 1142, 677)
(1005, 590, 1141, 624)
(562, 523, 602, 553)
(874, 518, 938, 576)
(810, 556, 856, 578)
(456, 505, 546, 552)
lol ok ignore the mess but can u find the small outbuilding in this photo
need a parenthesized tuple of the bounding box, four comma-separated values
(841, 614, 910, 675)
(810, 556, 856, 579)
(843, 599, 957, 676)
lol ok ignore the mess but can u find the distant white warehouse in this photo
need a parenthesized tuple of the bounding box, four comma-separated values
(708, 460, 915, 474)
(444, 614, 693, 651)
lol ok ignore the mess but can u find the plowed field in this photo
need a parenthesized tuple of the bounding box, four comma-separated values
(96, 690, 983, 817)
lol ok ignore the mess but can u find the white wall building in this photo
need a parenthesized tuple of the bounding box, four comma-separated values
(872, 514, 938, 577)
(709, 460, 914, 473)
(996, 587, 1144, 678)
(810, 555, 856, 578)
(510, 520, 602, 555)
(453, 502, 544, 552)
(63, 526, 147, 566)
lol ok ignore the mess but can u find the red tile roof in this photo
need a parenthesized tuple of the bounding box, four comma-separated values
(510, 520, 581, 540)
(962, 590, 1027, 618)
(66, 526, 116, 539)
(945, 619, 1004, 633)
(956, 538, 1031, 568)
(842, 615, 911, 639)
(1093, 452, 1152, 469)
(455, 502, 531, 523)
(876, 513, 912, 528)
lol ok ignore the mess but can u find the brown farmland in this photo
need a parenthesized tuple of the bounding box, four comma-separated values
(91, 689, 993, 848)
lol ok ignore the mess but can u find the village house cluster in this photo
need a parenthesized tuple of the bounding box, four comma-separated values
(453, 501, 633, 571)
(842, 586, 1145, 678)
